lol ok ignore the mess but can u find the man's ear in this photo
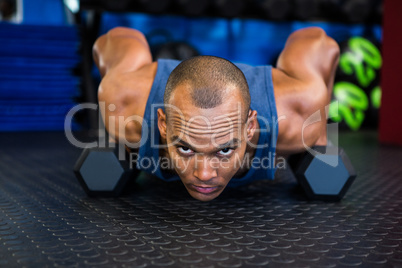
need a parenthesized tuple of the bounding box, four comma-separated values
(157, 108, 167, 140)
(246, 110, 257, 141)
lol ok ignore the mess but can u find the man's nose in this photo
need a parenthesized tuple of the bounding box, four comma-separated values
(193, 156, 218, 182)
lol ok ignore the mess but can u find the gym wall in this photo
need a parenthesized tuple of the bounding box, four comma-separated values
(0, 0, 382, 132)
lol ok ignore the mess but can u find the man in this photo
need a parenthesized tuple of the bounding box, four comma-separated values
(93, 26, 340, 201)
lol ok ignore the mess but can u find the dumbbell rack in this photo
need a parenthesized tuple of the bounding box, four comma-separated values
(0, 23, 81, 131)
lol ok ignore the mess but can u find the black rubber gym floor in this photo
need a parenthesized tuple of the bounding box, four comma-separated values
(0, 130, 401, 267)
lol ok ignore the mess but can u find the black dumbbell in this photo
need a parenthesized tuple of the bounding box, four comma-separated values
(212, 0, 245, 17)
(74, 143, 137, 197)
(292, 0, 320, 21)
(100, 0, 133, 12)
(137, 0, 172, 13)
(343, 0, 373, 23)
(174, 0, 210, 16)
(288, 145, 357, 201)
(253, 0, 291, 21)
(320, 0, 374, 23)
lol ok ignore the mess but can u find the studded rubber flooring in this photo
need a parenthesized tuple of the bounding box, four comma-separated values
(0, 131, 402, 267)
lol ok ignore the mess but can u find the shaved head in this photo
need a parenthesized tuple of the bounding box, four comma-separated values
(157, 56, 259, 201)
(164, 56, 250, 117)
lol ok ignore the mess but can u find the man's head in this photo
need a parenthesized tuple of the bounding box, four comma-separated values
(157, 56, 258, 201)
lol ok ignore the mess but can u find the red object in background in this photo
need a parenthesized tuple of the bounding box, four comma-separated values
(379, 0, 402, 146)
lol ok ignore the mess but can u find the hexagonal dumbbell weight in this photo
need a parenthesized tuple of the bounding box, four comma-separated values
(74, 144, 137, 197)
(288, 146, 357, 201)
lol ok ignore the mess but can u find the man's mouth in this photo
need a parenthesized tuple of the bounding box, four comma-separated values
(189, 185, 219, 195)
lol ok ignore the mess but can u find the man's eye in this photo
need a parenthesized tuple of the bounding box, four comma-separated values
(217, 148, 234, 156)
(177, 146, 194, 155)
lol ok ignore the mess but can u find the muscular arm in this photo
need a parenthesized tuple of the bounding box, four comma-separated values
(93, 27, 155, 145)
(276, 27, 339, 91)
(273, 27, 340, 155)
(93, 27, 152, 77)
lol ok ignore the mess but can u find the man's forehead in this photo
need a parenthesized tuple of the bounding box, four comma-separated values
(167, 108, 245, 148)
(169, 110, 243, 132)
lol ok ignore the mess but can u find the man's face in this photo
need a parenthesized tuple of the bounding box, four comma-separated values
(158, 84, 256, 201)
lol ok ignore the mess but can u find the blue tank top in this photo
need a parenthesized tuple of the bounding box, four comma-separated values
(136, 59, 278, 187)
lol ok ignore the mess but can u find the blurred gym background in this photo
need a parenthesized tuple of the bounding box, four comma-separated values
(0, 0, 385, 134)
